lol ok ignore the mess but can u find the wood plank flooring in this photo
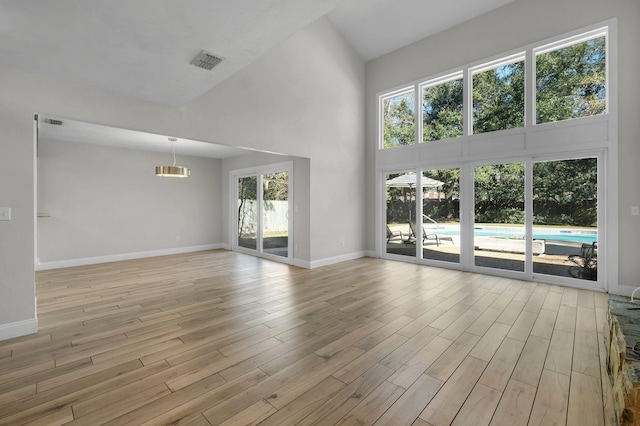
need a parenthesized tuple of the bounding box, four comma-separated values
(0, 250, 616, 425)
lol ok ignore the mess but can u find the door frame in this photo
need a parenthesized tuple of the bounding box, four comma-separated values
(230, 161, 294, 264)
(379, 150, 606, 291)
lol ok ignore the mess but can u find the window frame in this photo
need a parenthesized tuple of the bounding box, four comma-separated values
(532, 27, 608, 126)
(378, 85, 417, 149)
(419, 71, 465, 143)
(374, 19, 618, 293)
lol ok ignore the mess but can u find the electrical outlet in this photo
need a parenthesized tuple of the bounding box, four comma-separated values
(175, 235, 181, 241)
(0, 207, 11, 221)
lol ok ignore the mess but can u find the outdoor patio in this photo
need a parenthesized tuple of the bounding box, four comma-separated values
(385, 224, 594, 279)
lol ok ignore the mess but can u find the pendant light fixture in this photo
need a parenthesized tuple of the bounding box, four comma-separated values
(156, 137, 190, 178)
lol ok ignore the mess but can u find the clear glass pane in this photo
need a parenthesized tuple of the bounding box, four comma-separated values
(238, 176, 257, 250)
(474, 163, 525, 272)
(421, 168, 460, 263)
(473, 60, 525, 134)
(422, 78, 463, 142)
(536, 36, 606, 124)
(385, 172, 416, 257)
(382, 90, 415, 148)
(533, 158, 598, 281)
(262, 172, 289, 258)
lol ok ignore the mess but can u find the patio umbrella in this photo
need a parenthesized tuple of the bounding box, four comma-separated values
(385, 172, 444, 222)
(385, 172, 444, 189)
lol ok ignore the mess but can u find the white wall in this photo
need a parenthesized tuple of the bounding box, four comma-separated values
(365, 0, 640, 292)
(0, 15, 366, 340)
(0, 63, 183, 339)
(182, 17, 367, 264)
(37, 139, 222, 266)
(221, 152, 311, 264)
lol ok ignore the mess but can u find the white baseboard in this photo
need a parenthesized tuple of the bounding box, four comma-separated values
(0, 318, 38, 342)
(35, 244, 225, 271)
(308, 251, 369, 269)
(293, 258, 312, 269)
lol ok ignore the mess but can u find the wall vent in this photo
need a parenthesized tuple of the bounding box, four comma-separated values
(43, 118, 63, 126)
(190, 50, 224, 71)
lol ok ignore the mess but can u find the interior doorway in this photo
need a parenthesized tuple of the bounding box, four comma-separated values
(232, 162, 293, 264)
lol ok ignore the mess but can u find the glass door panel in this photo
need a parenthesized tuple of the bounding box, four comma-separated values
(421, 168, 460, 263)
(262, 172, 289, 258)
(385, 172, 416, 257)
(533, 157, 598, 281)
(237, 176, 258, 250)
(474, 162, 525, 272)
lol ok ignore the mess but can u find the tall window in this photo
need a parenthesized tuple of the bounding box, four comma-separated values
(378, 27, 608, 149)
(422, 75, 463, 142)
(536, 35, 606, 124)
(381, 88, 415, 148)
(472, 57, 525, 134)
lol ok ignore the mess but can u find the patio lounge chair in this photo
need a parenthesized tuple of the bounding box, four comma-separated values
(569, 242, 597, 280)
(406, 223, 454, 247)
(386, 225, 404, 243)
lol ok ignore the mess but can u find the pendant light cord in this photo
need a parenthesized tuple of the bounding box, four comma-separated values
(171, 140, 177, 167)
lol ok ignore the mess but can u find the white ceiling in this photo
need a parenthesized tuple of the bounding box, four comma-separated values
(328, 0, 515, 61)
(0, 0, 341, 107)
(38, 116, 250, 159)
(6, 0, 515, 158)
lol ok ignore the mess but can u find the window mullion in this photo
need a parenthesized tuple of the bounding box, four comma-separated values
(526, 49, 535, 128)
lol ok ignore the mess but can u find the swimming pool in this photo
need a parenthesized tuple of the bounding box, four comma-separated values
(425, 226, 598, 244)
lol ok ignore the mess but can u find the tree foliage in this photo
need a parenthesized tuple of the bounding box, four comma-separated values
(423, 79, 463, 142)
(474, 163, 525, 223)
(382, 36, 605, 226)
(383, 92, 415, 148)
(533, 158, 597, 226)
(536, 36, 606, 123)
(473, 61, 525, 134)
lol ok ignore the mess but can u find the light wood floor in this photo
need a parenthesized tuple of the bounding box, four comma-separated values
(0, 250, 615, 425)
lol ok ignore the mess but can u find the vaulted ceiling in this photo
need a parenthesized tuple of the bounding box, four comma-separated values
(6, 0, 514, 157)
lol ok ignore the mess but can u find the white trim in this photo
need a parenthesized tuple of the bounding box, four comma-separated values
(375, 20, 618, 292)
(35, 244, 224, 271)
(0, 318, 38, 342)
(293, 258, 311, 269)
(308, 251, 369, 269)
(469, 51, 526, 75)
(534, 26, 608, 56)
(229, 161, 294, 266)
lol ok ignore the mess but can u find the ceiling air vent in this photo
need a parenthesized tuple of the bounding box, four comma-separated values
(43, 118, 63, 126)
(190, 50, 224, 71)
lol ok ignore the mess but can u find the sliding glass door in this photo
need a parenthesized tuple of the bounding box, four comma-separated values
(237, 176, 258, 250)
(381, 153, 603, 289)
(385, 171, 416, 258)
(473, 162, 525, 273)
(262, 171, 289, 258)
(421, 168, 460, 264)
(533, 157, 598, 281)
(233, 163, 293, 263)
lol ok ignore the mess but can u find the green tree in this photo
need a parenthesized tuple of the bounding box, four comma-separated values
(533, 158, 597, 226)
(423, 79, 463, 142)
(238, 176, 257, 237)
(383, 92, 415, 148)
(423, 168, 460, 221)
(473, 61, 525, 134)
(474, 163, 525, 223)
(536, 36, 606, 123)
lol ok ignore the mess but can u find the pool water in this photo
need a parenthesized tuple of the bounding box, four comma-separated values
(427, 226, 597, 244)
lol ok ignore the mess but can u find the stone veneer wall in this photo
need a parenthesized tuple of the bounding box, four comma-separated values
(608, 295, 640, 425)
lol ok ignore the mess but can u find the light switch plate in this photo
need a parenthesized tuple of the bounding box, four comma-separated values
(632, 206, 640, 216)
(0, 207, 11, 221)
